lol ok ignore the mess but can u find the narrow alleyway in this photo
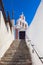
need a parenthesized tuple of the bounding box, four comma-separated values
(0, 40, 32, 65)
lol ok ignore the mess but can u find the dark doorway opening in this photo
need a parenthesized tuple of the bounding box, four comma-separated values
(19, 31, 25, 39)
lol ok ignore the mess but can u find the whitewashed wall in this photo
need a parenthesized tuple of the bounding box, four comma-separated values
(26, 1, 43, 65)
(0, 11, 14, 59)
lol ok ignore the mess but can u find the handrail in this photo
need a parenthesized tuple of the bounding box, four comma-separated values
(32, 44, 43, 63)
(26, 35, 43, 64)
(14, 24, 43, 64)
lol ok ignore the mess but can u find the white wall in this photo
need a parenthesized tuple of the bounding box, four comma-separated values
(0, 11, 14, 59)
(26, 1, 43, 65)
(26, 41, 43, 65)
(11, 19, 15, 39)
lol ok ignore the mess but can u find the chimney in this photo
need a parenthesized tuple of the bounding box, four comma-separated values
(11, 10, 15, 27)
(7, 12, 12, 32)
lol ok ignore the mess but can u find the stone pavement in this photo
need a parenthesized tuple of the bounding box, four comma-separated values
(0, 40, 32, 65)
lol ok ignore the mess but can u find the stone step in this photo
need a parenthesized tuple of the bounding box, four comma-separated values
(1, 57, 31, 61)
(0, 62, 32, 65)
(0, 40, 32, 65)
(0, 59, 32, 65)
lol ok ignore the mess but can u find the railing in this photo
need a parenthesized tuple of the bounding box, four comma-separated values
(13, 24, 43, 64)
(26, 35, 43, 64)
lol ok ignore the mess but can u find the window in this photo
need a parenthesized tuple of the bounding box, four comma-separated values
(22, 23, 24, 27)
(0, 5, 1, 11)
(25, 24, 27, 28)
(20, 21, 21, 25)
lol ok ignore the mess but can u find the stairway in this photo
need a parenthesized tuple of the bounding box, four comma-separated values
(0, 40, 32, 65)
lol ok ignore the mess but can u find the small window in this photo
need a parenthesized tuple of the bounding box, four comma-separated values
(22, 23, 24, 27)
(0, 4, 2, 10)
(25, 24, 27, 28)
(20, 21, 21, 25)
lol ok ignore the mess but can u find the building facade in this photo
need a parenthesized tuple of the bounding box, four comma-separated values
(15, 13, 28, 39)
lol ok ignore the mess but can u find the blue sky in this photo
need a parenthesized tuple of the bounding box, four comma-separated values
(2, 0, 41, 25)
